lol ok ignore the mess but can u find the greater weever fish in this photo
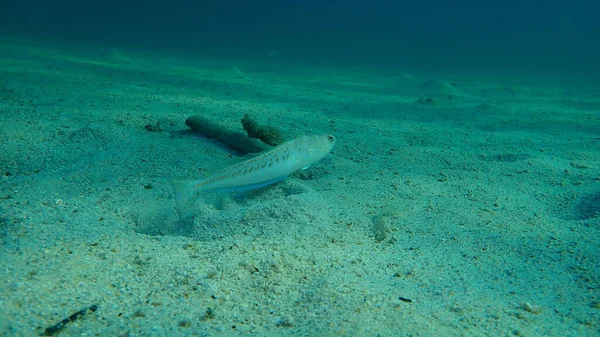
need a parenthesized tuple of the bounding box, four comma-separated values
(171, 134, 336, 218)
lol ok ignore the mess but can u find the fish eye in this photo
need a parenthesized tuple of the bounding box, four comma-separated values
(327, 135, 335, 142)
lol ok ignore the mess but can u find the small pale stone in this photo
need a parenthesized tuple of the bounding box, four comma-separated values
(520, 302, 543, 314)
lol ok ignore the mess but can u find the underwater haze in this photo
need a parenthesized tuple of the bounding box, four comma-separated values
(1, 1, 599, 336)
(2, 0, 600, 72)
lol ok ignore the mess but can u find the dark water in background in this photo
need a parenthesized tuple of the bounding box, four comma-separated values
(1, 0, 599, 73)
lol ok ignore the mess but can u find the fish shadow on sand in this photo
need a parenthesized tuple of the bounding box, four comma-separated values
(135, 181, 332, 241)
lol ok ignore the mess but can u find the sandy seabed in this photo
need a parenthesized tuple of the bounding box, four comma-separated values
(1, 35, 599, 336)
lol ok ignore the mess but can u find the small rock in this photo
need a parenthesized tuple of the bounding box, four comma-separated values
(520, 302, 543, 314)
(178, 318, 192, 328)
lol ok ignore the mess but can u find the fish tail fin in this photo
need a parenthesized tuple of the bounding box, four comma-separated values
(170, 179, 201, 219)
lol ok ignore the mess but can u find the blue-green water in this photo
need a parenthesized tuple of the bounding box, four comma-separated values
(0, 2, 599, 336)
(2, 0, 599, 73)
